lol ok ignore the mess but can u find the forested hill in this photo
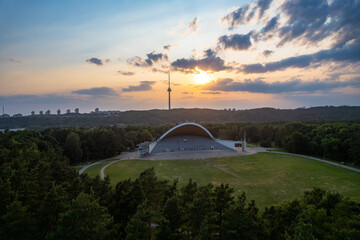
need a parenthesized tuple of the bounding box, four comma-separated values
(1, 106, 360, 129)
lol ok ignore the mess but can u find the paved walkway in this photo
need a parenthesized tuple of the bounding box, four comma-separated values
(268, 151, 360, 173)
(78, 152, 138, 175)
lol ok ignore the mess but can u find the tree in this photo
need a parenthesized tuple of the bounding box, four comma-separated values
(162, 195, 182, 234)
(47, 192, 116, 240)
(110, 179, 144, 237)
(126, 201, 159, 240)
(213, 184, 234, 238)
(155, 218, 175, 240)
(349, 132, 360, 165)
(0, 200, 36, 240)
(282, 131, 309, 154)
(64, 132, 82, 164)
(188, 184, 215, 237)
(223, 193, 264, 240)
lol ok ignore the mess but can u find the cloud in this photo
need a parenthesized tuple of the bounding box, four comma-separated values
(128, 51, 168, 67)
(163, 44, 177, 51)
(146, 52, 168, 65)
(202, 77, 360, 94)
(218, 33, 252, 51)
(267, 0, 359, 47)
(170, 16, 199, 36)
(251, 16, 279, 42)
(222, 0, 273, 29)
(8, 58, 21, 63)
(222, 5, 250, 29)
(188, 17, 199, 33)
(201, 91, 221, 95)
(239, 40, 360, 73)
(72, 87, 117, 96)
(223, 0, 359, 49)
(203, 48, 217, 57)
(257, 0, 273, 19)
(122, 81, 155, 92)
(261, 16, 279, 34)
(262, 50, 274, 57)
(86, 57, 105, 66)
(277, 0, 330, 46)
(171, 54, 232, 73)
(118, 71, 135, 76)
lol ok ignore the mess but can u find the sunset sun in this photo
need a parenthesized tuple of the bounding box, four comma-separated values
(194, 68, 212, 84)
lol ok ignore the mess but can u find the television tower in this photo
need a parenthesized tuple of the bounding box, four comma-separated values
(167, 72, 172, 110)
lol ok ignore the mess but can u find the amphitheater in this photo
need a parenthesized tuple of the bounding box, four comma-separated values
(138, 122, 246, 160)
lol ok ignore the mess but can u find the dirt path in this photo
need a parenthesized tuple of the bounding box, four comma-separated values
(201, 159, 241, 178)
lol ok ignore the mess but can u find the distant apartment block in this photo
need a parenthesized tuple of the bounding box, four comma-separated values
(95, 108, 99, 113)
(39, 110, 44, 115)
(75, 108, 79, 114)
(31, 111, 35, 116)
(66, 109, 71, 114)
(45, 110, 50, 115)
(57, 109, 61, 115)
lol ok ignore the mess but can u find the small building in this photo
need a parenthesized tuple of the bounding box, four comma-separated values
(13, 113, 23, 117)
(1, 114, 10, 118)
(95, 108, 99, 113)
(138, 141, 151, 157)
(39, 110, 44, 115)
(66, 109, 71, 114)
(75, 108, 79, 114)
(45, 110, 50, 115)
(31, 111, 35, 116)
(57, 109, 61, 115)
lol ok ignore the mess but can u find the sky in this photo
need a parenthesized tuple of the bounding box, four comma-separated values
(0, 0, 359, 115)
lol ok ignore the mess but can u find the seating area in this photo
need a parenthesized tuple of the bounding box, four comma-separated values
(151, 135, 232, 153)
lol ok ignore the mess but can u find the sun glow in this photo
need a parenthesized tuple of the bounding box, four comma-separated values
(194, 68, 212, 84)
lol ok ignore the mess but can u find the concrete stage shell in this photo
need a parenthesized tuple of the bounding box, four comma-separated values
(140, 122, 245, 156)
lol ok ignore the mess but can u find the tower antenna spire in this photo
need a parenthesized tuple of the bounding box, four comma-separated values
(167, 71, 172, 110)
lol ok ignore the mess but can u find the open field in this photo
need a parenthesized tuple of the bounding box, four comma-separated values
(84, 152, 360, 209)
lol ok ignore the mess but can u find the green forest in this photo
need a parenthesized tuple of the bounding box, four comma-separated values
(1, 121, 360, 239)
(30, 121, 360, 166)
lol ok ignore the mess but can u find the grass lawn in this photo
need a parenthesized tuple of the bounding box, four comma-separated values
(90, 152, 360, 210)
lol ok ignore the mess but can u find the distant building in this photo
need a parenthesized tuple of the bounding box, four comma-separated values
(75, 108, 79, 114)
(39, 110, 44, 115)
(95, 108, 99, 113)
(57, 109, 61, 115)
(45, 110, 50, 115)
(13, 113, 23, 117)
(1, 114, 10, 118)
(66, 109, 71, 114)
(31, 111, 35, 116)
(0, 128, 25, 133)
